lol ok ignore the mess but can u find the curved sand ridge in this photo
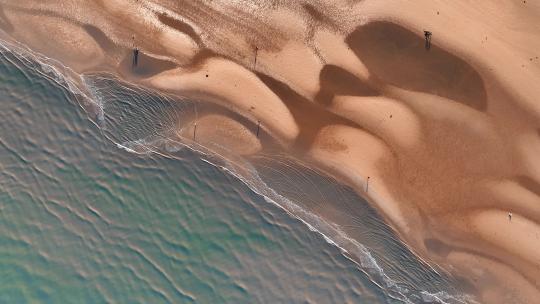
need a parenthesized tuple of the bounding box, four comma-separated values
(1, 0, 540, 302)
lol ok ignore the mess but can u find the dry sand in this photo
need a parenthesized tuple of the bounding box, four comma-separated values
(179, 114, 262, 156)
(1, 0, 540, 302)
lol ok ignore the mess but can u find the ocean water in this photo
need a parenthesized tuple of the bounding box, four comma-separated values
(0, 40, 473, 303)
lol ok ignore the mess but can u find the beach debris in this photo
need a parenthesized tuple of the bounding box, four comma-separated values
(508, 212, 512, 221)
(256, 120, 261, 137)
(424, 31, 432, 50)
(193, 122, 197, 142)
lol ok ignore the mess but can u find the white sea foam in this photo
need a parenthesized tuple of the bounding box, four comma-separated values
(0, 37, 475, 304)
(84, 92, 474, 304)
(0, 36, 104, 128)
(201, 151, 476, 304)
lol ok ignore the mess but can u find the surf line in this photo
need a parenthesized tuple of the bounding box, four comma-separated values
(178, 146, 410, 300)
(0, 36, 96, 120)
(113, 123, 469, 304)
(212, 159, 415, 303)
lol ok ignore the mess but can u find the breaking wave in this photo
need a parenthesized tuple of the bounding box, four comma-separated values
(0, 36, 477, 304)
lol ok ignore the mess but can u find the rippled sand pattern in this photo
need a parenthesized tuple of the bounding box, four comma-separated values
(1, 0, 540, 303)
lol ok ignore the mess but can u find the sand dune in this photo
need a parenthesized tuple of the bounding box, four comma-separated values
(1, 0, 540, 302)
(146, 57, 300, 144)
(179, 114, 262, 155)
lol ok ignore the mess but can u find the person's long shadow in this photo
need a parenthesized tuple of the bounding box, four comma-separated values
(346, 21, 487, 111)
(315, 64, 379, 106)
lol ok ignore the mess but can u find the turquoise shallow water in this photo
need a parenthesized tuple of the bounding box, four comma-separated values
(0, 40, 472, 303)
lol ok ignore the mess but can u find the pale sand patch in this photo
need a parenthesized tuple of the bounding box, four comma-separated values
(258, 40, 322, 100)
(146, 57, 299, 144)
(330, 95, 422, 149)
(158, 26, 199, 61)
(2, 12, 104, 70)
(447, 251, 540, 304)
(180, 114, 261, 155)
(482, 179, 540, 223)
(515, 131, 540, 183)
(356, 0, 540, 120)
(264, 7, 308, 41)
(386, 88, 494, 134)
(96, 0, 199, 65)
(470, 209, 540, 267)
(99, 0, 142, 19)
(313, 29, 369, 81)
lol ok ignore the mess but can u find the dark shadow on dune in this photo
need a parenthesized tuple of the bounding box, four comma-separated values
(303, 3, 332, 24)
(184, 48, 217, 70)
(83, 24, 117, 52)
(157, 12, 202, 46)
(424, 238, 452, 258)
(346, 21, 487, 111)
(516, 175, 540, 198)
(315, 64, 379, 106)
(256, 73, 359, 151)
(119, 50, 177, 78)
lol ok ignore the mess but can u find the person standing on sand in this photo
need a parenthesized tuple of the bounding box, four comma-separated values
(508, 212, 512, 221)
(424, 31, 432, 50)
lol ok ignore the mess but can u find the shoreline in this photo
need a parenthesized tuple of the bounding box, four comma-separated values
(0, 38, 469, 301)
(1, 1, 540, 302)
(0, 31, 533, 303)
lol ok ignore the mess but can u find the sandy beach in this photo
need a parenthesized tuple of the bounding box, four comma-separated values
(1, 0, 540, 302)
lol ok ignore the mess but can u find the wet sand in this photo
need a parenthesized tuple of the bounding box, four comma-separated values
(1, 0, 540, 302)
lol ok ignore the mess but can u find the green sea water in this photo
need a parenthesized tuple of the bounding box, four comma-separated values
(0, 40, 473, 303)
